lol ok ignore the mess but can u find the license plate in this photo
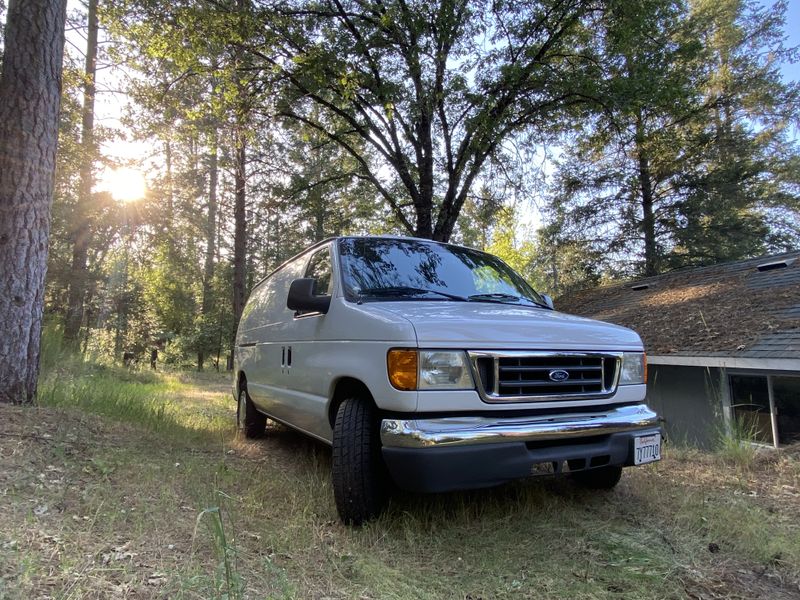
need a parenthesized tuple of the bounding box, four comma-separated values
(634, 433, 661, 465)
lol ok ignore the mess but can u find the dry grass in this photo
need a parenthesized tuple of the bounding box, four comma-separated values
(1, 370, 799, 599)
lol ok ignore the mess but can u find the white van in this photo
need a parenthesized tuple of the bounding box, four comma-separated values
(233, 236, 661, 524)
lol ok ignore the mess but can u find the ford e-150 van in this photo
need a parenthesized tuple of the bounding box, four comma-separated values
(233, 236, 661, 524)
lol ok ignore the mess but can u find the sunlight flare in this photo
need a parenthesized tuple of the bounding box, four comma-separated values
(98, 167, 146, 203)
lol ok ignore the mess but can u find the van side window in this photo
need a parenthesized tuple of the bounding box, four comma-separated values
(305, 248, 333, 296)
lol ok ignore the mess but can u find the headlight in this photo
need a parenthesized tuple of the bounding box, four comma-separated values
(419, 351, 474, 389)
(619, 352, 647, 385)
(387, 349, 474, 390)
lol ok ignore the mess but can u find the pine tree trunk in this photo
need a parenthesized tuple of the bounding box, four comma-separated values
(198, 132, 218, 371)
(231, 133, 247, 368)
(635, 116, 658, 276)
(0, 0, 68, 403)
(164, 140, 174, 230)
(230, 0, 249, 371)
(64, 0, 98, 344)
(314, 194, 326, 242)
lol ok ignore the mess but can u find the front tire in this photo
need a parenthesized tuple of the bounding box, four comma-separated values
(237, 388, 266, 439)
(572, 465, 623, 489)
(332, 397, 389, 525)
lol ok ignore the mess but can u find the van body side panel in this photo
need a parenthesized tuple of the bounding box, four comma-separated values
(289, 340, 420, 441)
(280, 297, 420, 441)
(237, 256, 306, 420)
(235, 249, 419, 439)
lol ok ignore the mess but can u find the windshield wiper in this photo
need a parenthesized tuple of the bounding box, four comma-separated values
(360, 286, 468, 301)
(467, 293, 547, 308)
(468, 293, 521, 303)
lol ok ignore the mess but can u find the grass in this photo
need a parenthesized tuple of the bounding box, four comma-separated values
(715, 416, 762, 471)
(0, 347, 798, 598)
(37, 327, 232, 446)
(195, 493, 243, 600)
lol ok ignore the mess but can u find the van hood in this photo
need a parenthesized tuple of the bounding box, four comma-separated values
(366, 301, 643, 351)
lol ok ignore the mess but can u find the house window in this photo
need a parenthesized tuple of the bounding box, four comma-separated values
(729, 375, 773, 445)
(728, 374, 800, 447)
(774, 377, 800, 445)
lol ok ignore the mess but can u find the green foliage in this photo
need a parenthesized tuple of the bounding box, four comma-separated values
(454, 193, 503, 251)
(83, 328, 119, 364)
(548, 0, 706, 276)
(532, 222, 604, 298)
(547, 0, 800, 278)
(160, 335, 197, 368)
(140, 244, 199, 335)
(269, 0, 602, 240)
(41, 0, 800, 368)
(45, 44, 121, 324)
(39, 322, 75, 374)
(483, 206, 539, 285)
(667, 0, 800, 267)
(270, 116, 384, 245)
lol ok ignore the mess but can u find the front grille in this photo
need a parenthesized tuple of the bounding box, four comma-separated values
(469, 351, 621, 403)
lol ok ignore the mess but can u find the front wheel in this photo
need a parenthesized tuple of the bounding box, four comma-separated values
(332, 397, 389, 525)
(237, 388, 266, 439)
(572, 465, 623, 489)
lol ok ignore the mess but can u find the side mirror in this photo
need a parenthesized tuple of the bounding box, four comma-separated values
(287, 278, 331, 314)
(541, 293, 554, 310)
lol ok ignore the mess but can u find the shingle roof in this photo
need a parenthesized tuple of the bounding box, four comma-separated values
(556, 251, 800, 359)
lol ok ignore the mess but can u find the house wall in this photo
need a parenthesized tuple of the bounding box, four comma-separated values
(646, 365, 722, 449)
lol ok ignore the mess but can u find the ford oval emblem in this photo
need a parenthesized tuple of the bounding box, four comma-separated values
(548, 369, 570, 382)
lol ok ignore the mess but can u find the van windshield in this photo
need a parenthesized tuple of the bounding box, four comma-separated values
(337, 238, 546, 307)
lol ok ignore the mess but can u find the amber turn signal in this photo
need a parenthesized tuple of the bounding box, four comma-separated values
(643, 352, 648, 385)
(387, 349, 418, 391)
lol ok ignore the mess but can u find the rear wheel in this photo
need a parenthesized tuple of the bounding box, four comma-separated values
(332, 397, 389, 525)
(572, 465, 623, 489)
(237, 388, 266, 439)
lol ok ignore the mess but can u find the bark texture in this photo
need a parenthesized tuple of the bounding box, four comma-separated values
(198, 132, 218, 371)
(229, 0, 250, 370)
(636, 115, 658, 276)
(0, 0, 68, 403)
(232, 135, 247, 342)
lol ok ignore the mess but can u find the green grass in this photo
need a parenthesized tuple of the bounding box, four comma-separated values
(38, 369, 231, 445)
(194, 493, 244, 600)
(0, 344, 797, 598)
(37, 327, 232, 446)
(714, 414, 764, 470)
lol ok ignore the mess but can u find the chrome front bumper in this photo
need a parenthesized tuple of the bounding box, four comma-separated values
(380, 403, 660, 449)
